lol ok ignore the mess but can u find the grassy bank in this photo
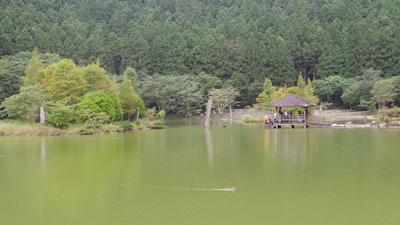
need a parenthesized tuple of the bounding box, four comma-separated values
(241, 115, 263, 123)
(0, 119, 166, 136)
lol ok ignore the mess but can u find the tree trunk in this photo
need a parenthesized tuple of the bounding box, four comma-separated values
(40, 107, 46, 123)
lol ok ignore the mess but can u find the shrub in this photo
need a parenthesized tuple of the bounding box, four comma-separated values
(47, 105, 74, 128)
(377, 107, 400, 125)
(241, 114, 263, 123)
(76, 91, 123, 122)
(134, 118, 150, 128)
(151, 120, 167, 129)
(156, 110, 166, 120)
(119, 121, 133, 131)
(145, 107, 156, 120)
(74, 108, 110, 124)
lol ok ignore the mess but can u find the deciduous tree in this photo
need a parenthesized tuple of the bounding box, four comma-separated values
(117, 74, 145, 121)
(209, 86, 239, 114)
(0, 84, 47, 124)
(43, 59, 87, 104)
(83, 59, 118, 93)
(371, 78, 396, 109)
(76, 90, 123, 122)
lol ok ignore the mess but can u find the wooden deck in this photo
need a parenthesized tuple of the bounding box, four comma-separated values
(265, 115, 308, 129)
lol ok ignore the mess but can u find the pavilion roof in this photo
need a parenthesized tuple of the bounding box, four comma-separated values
(266, 94, 317, 108)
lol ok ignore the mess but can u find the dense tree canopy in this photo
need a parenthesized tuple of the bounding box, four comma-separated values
(76, 90, 123, 122)
(1, 1, 400, 87)
(43, 58, 87, 104)
(2, 0, 400, 113)
(0, 84, 47, 123)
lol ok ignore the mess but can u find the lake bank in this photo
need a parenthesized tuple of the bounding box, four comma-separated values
(0, 119, 166, 136)
(218, 109, 400, 128)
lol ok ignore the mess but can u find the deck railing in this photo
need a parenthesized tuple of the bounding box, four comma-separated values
(273, 115, 305, 124)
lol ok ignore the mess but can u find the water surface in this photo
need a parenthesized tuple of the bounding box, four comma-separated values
(1, 122, 400, 224)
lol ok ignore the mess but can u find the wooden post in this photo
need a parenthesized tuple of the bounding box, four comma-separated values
(230, 106, 232, 120)
(204, 98, 212, 129)
(304, 107, 308, 128)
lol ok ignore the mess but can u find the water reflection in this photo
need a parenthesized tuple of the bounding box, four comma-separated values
(204, 129, 214, 170)
(40, 138, 46, 164)
(269, 129, 314, 171)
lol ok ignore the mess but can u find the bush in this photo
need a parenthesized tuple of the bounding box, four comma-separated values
(145, 107, 156, 120)
(241, 114, 263, 123)
(47, 106, 74, 128)
(74, 108, 110, 124)
(134, 118, 150, 128)
(76, 91, 123, 122)
(119, 121, 133, 131)
(377, 107, 400, 125)
(150, 120, 167, 129)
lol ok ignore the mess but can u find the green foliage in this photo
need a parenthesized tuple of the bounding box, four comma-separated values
(47, 104, 73, 128)
(75, 108, 110, 125)
(156, 110, 166, 120)
(141, 75, 198, 113)
(341, 69, 382, 110)
(177, 82, 204, 119)
(76, 91, 123, 123)
(23, 48, 45, 86)
(241, 115, 263, 123)
(312, 79, 332, 102)
(371, 78, 396, 109)
(145, 107, 156, 120)
(3, 1, 400, 111)
(255, 92, 270, 108)
(43, 59, 87, 104)
(122, 67, 139, 89)
(118, 121, 133, 131)
(134, 118, 150, 127)
(377, 107, 400, 125)
(0, 52, 30, 103)
(83, 59, 117, 93)
(150, 120, 167, 129)
(0, 84, 47, 124)
(209, 86, 239, 114)
(118, 74, 144, 121)
(2, 0, 400, 84)
(263, 78, 275, 97)
(195, 72, 223, 96)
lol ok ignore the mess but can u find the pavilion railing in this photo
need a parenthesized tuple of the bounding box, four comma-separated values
(272, 115, 305, 124)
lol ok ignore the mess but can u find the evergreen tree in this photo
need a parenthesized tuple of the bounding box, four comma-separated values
(268, 36, 296, 86)
(23, 48, 45, 86)
(15, 28, 34, 52)
(122, 67, 139, 89)
(0, 16, 15, 55)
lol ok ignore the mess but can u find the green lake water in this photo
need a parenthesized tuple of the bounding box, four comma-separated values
(1, 121, 400, 224)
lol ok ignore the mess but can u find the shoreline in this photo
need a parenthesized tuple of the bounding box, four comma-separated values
(0, 120, 166, 137)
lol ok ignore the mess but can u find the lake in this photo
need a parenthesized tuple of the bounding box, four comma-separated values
(1, 121, 400, 224)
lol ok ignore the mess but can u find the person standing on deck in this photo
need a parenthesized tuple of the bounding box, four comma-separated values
(283, 110, 288, 122)
(297, 111, 302, 123)
(264, 115, 271, 125)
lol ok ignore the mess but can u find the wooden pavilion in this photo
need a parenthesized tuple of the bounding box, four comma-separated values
(266, 94, 316, 128)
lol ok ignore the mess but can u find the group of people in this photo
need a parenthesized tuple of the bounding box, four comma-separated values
(264, 110, 304, 126)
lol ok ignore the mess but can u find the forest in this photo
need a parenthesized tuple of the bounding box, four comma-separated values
(1, 0, 400, 123)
